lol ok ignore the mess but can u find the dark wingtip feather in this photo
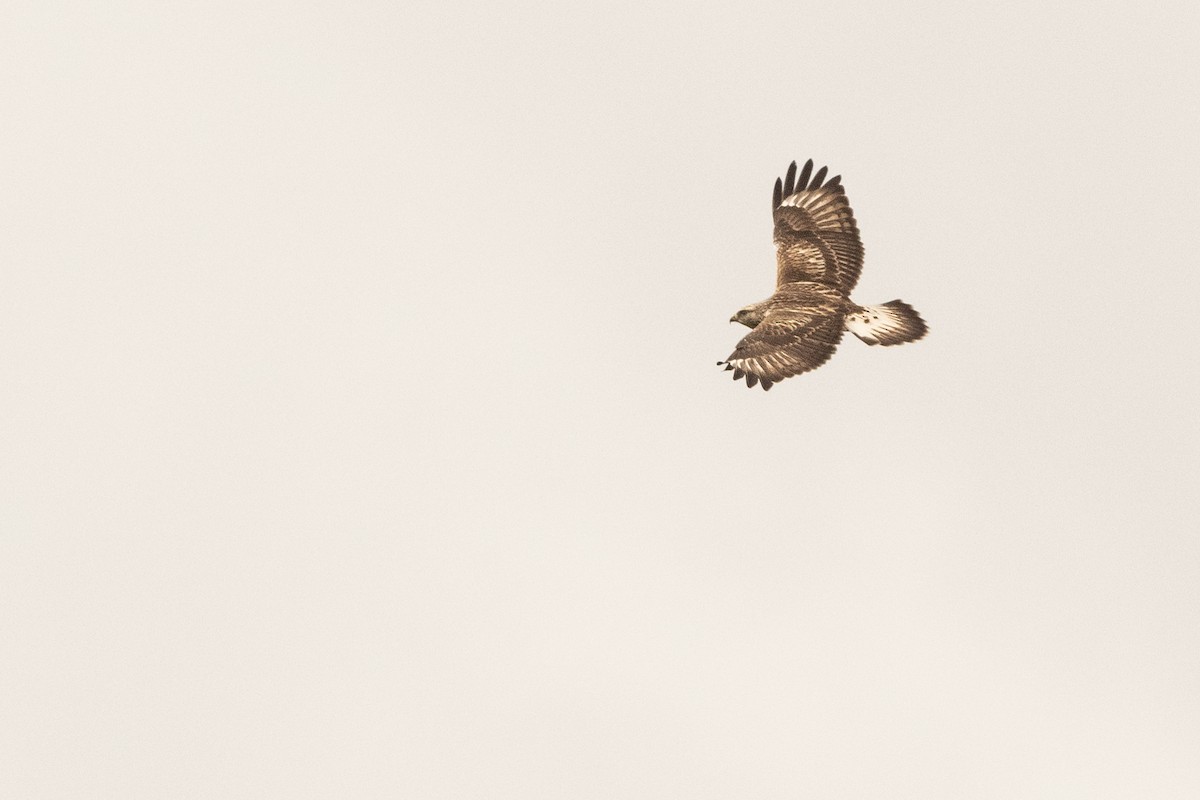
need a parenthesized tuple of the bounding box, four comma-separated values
(796, 159, 813, 191)
(782, 161, 797, 197)
(811, 166, 828, 188)
(826, 174, 841, 187)
(746, 373, 759, 388)
(761, 378, 774, 391)
(732, 368, 745, 380)
(772, 178, 782, 210)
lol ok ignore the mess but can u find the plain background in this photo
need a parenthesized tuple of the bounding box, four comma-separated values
(3, 1, 1199, 797)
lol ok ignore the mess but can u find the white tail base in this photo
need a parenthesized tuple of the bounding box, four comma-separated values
(844, 300, 927, 346)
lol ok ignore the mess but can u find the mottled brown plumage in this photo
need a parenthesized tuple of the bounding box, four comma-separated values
(719, 159, 928, 390)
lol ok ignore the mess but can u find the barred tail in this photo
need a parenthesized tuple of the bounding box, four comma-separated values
(845, 300, 928, 346)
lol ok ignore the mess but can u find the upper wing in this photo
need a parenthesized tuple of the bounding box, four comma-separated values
(719, 302, 845, 390)
(772, 159, 864, 293)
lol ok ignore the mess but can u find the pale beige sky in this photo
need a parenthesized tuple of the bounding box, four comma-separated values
(3, 1, 1199, 797)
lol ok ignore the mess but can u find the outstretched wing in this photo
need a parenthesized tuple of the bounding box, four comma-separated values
(719, 304, 845, 390)
(772, 159, 864, 293)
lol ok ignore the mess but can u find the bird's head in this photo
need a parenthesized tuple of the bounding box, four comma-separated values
(730, 303, 767, 328)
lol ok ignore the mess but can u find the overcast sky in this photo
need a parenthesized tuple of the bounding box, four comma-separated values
(3, 1, 1199, 797)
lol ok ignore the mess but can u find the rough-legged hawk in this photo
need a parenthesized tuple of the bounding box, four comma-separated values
(719, 159, 927, 390)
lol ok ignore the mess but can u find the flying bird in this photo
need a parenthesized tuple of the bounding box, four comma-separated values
(719, 159, 927, 390)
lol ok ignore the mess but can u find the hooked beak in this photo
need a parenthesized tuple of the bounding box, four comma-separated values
(729, 316, 737, 324)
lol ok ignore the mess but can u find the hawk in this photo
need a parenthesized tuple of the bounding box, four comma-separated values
(719, 159, 927, 390)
